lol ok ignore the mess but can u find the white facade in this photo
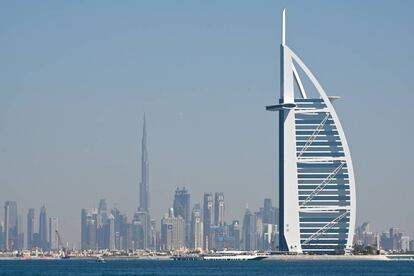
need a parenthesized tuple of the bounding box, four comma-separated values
(267, 10, 356, 254)
(191, 205, 204, 251)
(49, 217, 59, 250)
(161, 209, 186, 251)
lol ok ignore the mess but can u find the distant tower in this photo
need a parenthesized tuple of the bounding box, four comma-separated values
(139, 114, 149, 212)
(173, 187, 191, 246)
(191, 204, 203, 250)
(203, 193, 213, 250)
(262, 198, 274, 224)
(27, 208, 35, 249)
(80, 209, 88, 250)
(4, 201, 18, 251)
(108, 214, 115, 250)
(214, 193, 225, 226)
(242, 208, 257, 251)
(49, 217, 59, 250)
(98, 199, 108, 217)
(136, 114, 151, 250)
(39, 205, 48, 249)
(160, 208, 185, 251)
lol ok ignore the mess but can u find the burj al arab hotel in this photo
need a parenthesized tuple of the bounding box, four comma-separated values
(266, 10, 356, 254)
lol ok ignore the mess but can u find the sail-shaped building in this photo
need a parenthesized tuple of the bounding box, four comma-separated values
(266, 10, 356, 254)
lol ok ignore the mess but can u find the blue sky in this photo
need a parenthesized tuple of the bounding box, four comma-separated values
(1, 0, 413, 245)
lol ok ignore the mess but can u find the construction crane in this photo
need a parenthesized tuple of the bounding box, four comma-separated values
(55, 230, 70, 259)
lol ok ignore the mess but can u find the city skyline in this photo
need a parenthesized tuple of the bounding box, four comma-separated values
(1, 196, 412, 253)
(1, 1, 414, 246)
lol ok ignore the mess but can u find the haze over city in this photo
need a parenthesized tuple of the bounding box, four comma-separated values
(1, 0, 413, 247)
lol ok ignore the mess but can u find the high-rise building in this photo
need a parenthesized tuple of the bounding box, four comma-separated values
(108, 214, 115, 250)
(137, 114, 151, 250)
(230, 220, 241, 250)
(190, 204, 203, 251)
(81, 209, 88, 250)
(0, 222, 4, 250)
(132, 211, 150, 249)
(96, 199, 109, 249)
(139, 114, 149, 212)
(202, 193, 213, 250)
(160, 208, 185, 251)
(262, 198, 273, 224)
(17, 215, 24, 250)
(242, 209, 257, 251)
(4, 201, 18, 251)
(266, 10, 356, 254)
(409, 240, 414, 253)
(149, 219, 157, 250)
(49, 217, 59, 250)
(87, 216, 97, 250)
(173, 187, 191, 246)
(82, 207, 104, 250)
(110, 208, 131, 251)
(39, 205, 48, 250)
(214, 193, 225, 226)
(27, 208, 35, 249)
(98, 199, 108, 218)
(111, 208, 120, 250)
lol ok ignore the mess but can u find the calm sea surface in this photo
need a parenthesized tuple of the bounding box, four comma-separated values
(0, 260, 413, 276)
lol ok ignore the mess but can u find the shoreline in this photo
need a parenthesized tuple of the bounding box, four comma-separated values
(0, 255, 413, 261)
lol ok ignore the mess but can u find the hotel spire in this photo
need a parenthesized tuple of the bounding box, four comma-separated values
(139, 113, 149, 212)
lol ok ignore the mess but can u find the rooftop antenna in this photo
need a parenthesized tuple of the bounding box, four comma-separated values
(282, 8, 286, 46)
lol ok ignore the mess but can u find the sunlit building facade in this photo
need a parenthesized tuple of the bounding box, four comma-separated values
(266, 10, 356, 254)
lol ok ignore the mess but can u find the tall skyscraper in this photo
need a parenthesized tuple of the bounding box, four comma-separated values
(17, 215, 24, 250)
(266, 10, 356, 254)
(108, 213, 115, 250)
(39, 205, 48, 249)
(173, 187, 191, 246)
(230, 220, 241, 250)
(137, 114, 151, 250)
(262, 198, 273, 224)
(242, 208, 257, 251)
(132, 210, 150, 249)
(0, 222, 4, 250)
(190, 204, 203, 251)
(110, 208, 131, 250)
(81, 209, 88, 250)
(149, 219, 157, 250)
(4, 201, 18, 250)
(139, 114, 149, 212)
(214, 193, 225, 226)
(27, 208, 35, 249)
(82, 208, 98, 250)
(96, 199, 109, 249)
(203, 193, 213, 250)
(49, 217, 59, 250)
(160, 208, 185, 251)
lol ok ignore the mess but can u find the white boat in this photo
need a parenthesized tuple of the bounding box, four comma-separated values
(202, 251, 267, 261)
(96, 256, 106, 263)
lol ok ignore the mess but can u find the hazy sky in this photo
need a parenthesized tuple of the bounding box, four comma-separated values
(1, 0, 413, 246)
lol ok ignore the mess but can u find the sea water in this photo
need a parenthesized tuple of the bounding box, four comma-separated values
(0, 260, 413, 275)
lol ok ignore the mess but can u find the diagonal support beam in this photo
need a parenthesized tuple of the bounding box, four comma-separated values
(300, 162, 345, 207)
(297, 112, 330, 158)
(302, 211, 349, 245)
